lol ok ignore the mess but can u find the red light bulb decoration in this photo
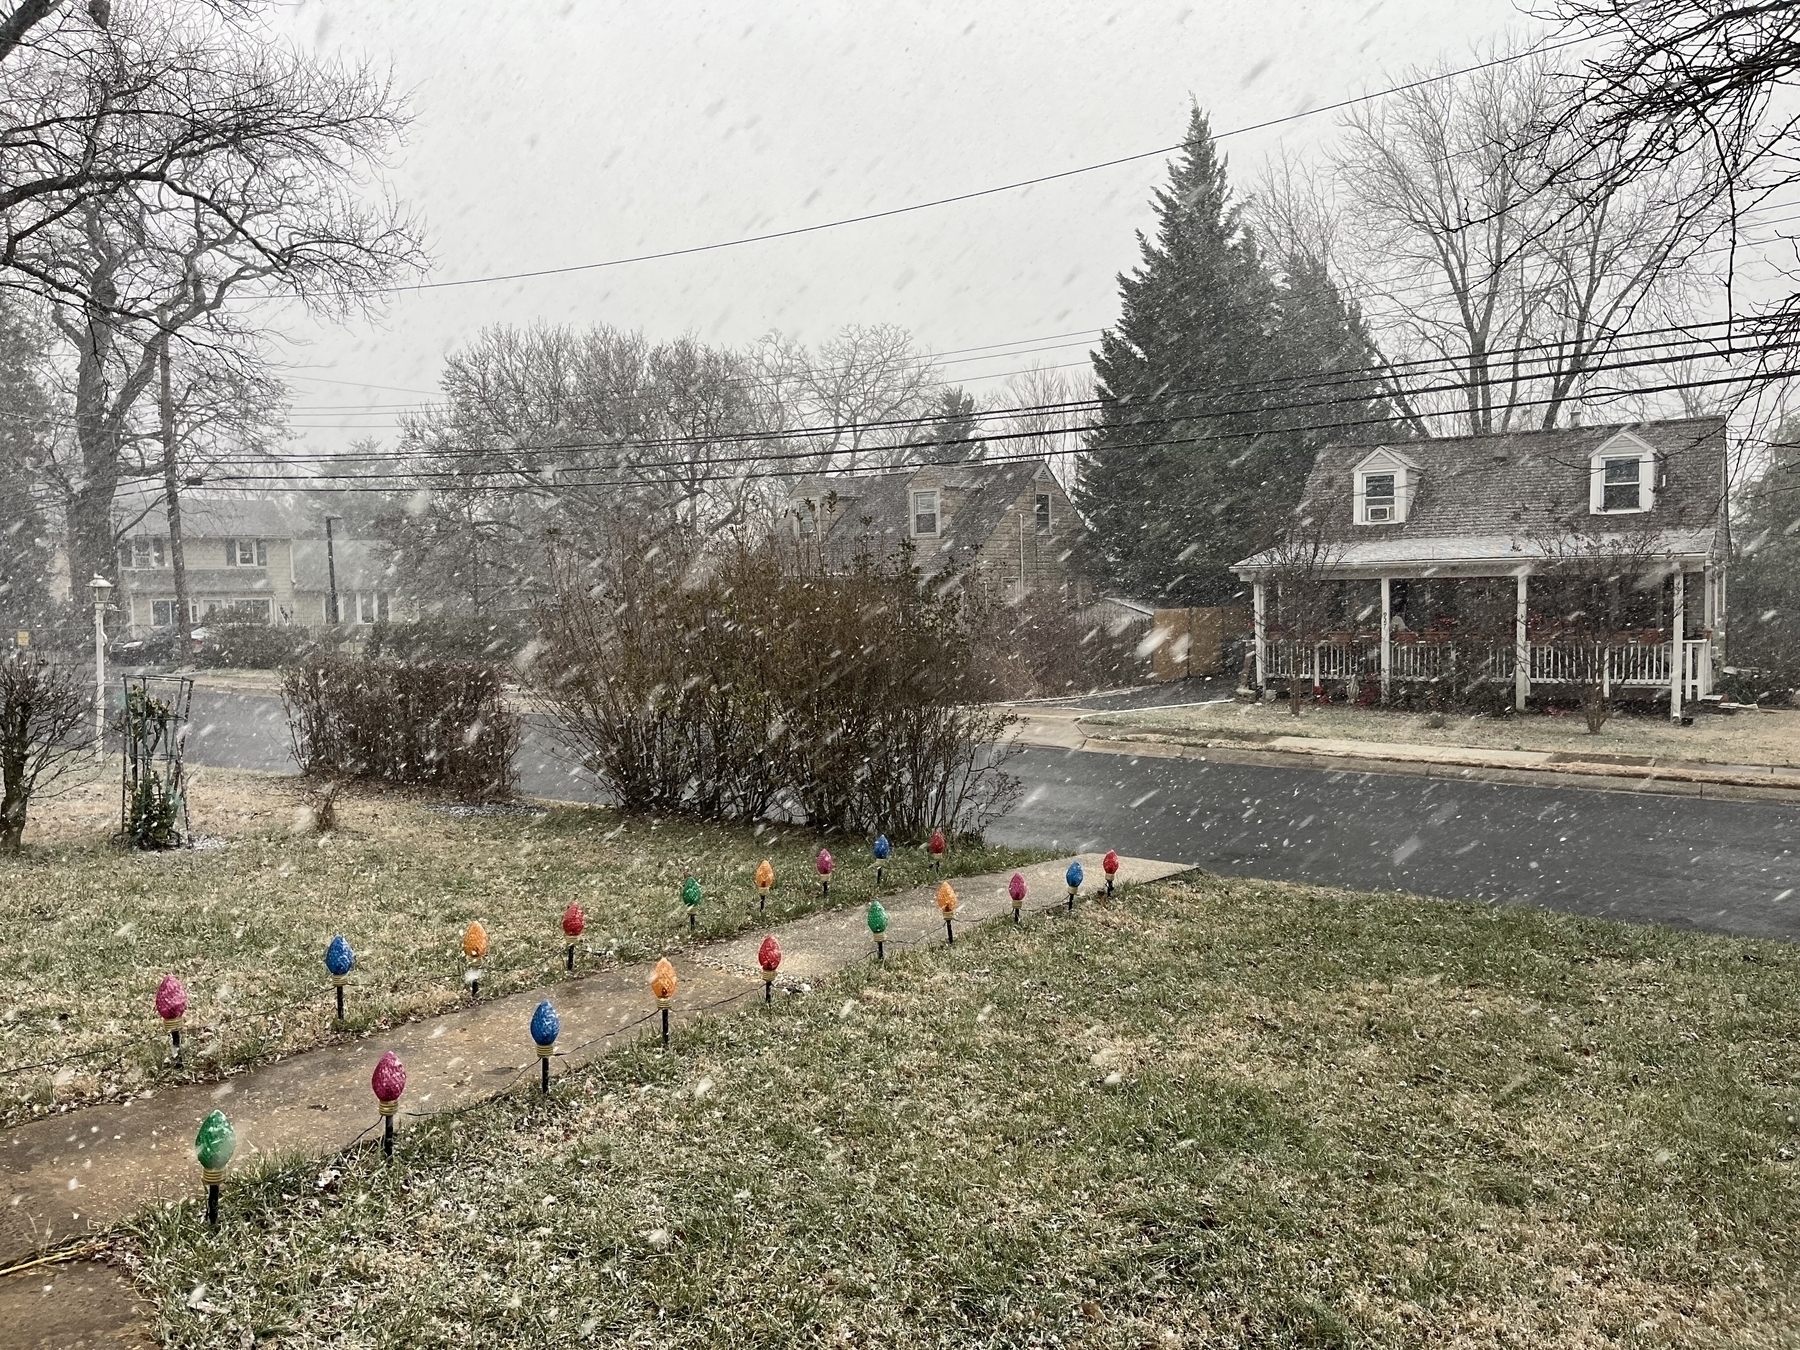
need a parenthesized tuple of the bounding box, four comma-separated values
(757, 934, 782, 1003)
(928, 828, 946, 873)
(155, 974, 188, 1063)
(1103, 849, 1120, 898)
(561, 903, 585, 971)
(371, 1051, 406, 1158)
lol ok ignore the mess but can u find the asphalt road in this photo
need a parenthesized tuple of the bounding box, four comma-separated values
(179, 691, 1800, 944)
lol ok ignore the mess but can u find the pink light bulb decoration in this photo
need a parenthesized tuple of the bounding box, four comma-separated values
(1008, 872, 1027, 923)
(155, 974, 188, 1061)
(371, 1050, 406, 1158)
(816, 848, 834, 898)
(757, 934, 782, 1002)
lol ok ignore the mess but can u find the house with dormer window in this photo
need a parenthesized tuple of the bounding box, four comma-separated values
(785, 458, 1080, 597)
(1231, 417, 1730, 718)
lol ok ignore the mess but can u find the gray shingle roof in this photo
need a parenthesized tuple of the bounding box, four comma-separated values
(797, 459, 1051, 574)
(1236, 417, 1728, 573)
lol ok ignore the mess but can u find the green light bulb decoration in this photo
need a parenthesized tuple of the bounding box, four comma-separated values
(867, 899, 888, 962)
(681, 876, 702, 936)
(194, 1109, 236, 1226)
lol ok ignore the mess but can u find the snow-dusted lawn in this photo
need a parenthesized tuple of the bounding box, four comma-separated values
(1086, 698, 1800, 766)
(135, 876, 1800, 1348)
(1, 768, 1037, 1127)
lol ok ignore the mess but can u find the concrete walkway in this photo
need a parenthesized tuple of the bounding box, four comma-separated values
(0, 853, 1186, 1272)
(1005, 703, 1800, 801)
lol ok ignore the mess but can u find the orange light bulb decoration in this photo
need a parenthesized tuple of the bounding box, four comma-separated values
(650, 956, 679, 1050)
(561, 903, 585, 970)
(754, 859, 774, 916)
(1103, 849, 1120, 898)
(757, 934, 782, 1003)
(936, 880, 958, 946)
(462, 921, 489, 998)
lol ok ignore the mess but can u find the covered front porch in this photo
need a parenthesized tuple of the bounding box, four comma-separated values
(1246, 562, 1725, 720)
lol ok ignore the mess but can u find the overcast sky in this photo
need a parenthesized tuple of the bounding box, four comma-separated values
(271, 0, 1540, 452)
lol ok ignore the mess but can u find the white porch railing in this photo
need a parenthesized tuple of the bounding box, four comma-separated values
(1262, 638, 1712, 696)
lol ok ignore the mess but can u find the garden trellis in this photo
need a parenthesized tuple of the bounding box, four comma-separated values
(119, 676, 193, 850)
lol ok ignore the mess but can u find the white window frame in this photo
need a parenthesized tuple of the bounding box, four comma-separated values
(124, 537, 166, 569)
(1352, 451, 1414, 525)
(1589, 433, 1657, 515)
(912, 489, 939, 538)
(226, 539, 266, 566)
(1034, 492, 1052, 532)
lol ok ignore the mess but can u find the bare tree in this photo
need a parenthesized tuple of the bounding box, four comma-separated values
(750, 324, 940, 476)
(1290, 45, 1728, 436)
(17, 7, 423, 591)
(997, 362, 1091, 492)
(0, 654, 92, 849)
(1258, 515, 1347, 716)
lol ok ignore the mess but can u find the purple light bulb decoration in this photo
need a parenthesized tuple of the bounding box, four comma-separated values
(531, 999, 560, 1093)
(371, 1050, 406, 1157)
(325, 935, 354, 1021)
(817, 848, 834, 898)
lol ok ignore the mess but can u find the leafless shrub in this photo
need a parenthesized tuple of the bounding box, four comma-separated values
(281, 656, 519, 800)
(0, 656, 94, 850)
(530, 536, 1020, 839)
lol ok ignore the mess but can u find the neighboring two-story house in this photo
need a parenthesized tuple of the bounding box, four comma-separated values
(786, 458, 1080, 597)
(113, 495, 408, 637)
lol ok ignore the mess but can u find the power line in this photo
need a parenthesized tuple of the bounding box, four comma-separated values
(391, 39, 1592, 294)
(186, 347, 1796, 495)
(235, 317, 1784, 468)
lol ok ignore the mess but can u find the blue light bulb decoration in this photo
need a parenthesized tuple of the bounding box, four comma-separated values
(1065, 860, 1084, 913)
(531, 999, 560, 1093)
(325, 935, 354, 1020)
(872, 833, 890, 883)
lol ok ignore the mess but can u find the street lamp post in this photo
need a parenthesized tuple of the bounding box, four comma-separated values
(89, 575, 112, 757)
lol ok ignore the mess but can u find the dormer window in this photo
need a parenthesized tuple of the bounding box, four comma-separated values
(1353, 451, 1414, 525)
(1589, 432, 1657, 514)
(912, 490, 939, 537)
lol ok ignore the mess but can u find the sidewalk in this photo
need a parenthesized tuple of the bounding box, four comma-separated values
(0, 853, 1186, 1270)
(1005, 703, 1800, 800)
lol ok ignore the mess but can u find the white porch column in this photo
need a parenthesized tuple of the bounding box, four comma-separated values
(1252, 578, 1267, 691)
(1379, 576, 1392, 704)
(1514, 571, 1530, 712)
(1670, 569, 1686, 722)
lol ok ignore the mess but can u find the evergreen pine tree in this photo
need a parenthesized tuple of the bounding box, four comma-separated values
(1077, 108, 1394, 604)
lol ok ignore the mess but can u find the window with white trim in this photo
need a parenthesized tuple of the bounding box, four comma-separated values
(354, 592, 391, 624)
(1589, 437, 1657, 514)
(912, 490, 939, 537)
(1034, 493, 1052, 531)
(119, 537, 167, 569)
(1354, 462, 1411, 524)
(225, 539, 267, 566)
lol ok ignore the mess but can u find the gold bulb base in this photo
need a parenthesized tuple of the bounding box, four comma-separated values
(200, 1166, 226, 1185)
(160, 1015, 185, 1032)
(377, 1099, 399, 1117)
(762, 969, 776, 985)
(332, 975, 348, 988)
(655, 996, 671, 1010)
(536, 1043, 555, 1060)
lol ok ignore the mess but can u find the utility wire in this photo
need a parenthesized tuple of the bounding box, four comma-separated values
(391, 39, 1592, 293)
(186, 362, 1795, 496)
(183, 322, 1790, 479)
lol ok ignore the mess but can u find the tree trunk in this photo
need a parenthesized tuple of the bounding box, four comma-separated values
(158, 339, 193, 657)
